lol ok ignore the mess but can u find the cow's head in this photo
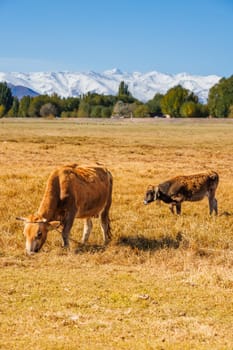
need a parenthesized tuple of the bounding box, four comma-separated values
(144, 185, 159, 204)
(16, 215, 60, 254)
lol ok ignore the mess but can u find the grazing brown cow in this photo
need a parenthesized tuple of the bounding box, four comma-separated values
(17, 164, 113, 254)
(144, 171, 219, 215)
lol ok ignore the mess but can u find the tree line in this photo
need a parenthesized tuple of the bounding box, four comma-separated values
(0, 76, 233, 118)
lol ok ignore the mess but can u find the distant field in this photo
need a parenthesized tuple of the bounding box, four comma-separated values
(0, 118, 233, 349)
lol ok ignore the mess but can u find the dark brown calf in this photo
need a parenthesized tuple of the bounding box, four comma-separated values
(144, 171, 219, 215)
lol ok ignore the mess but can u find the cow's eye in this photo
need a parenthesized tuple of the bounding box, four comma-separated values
(36, 231, 42, 239)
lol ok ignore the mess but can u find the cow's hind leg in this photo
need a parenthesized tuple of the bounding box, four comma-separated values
(100, 210, 111, 245)
(82, 218, 93, 244)
(100, 183, 112, 244)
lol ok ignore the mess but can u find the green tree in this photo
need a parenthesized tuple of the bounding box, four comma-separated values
(133, 104, 150, 118)
(90, 105, 102, 118)
(161, 85, 198, 117)
(0, 82, 13, 114)
(118, 81, 130, 96)
(101, 106, 112, 118)
(180, 101, 200, 117)
(7, 97, 19, 117)
(49, 93, 63, 116)
(146, 93, 163, 115)
(78, 100, 91, 117)
(228, 105, 233, 118)
(0, 105, 5, 117)
(18, 96, 31, 117)
(199, 104, 209, 118)
(83, 92, 125, 108)
(35, 94, 61, 117)
(208, 76, 233, 117)
(80, 93, 117, 117)
(60, 110, 78, 118)
(28, 95, 51, 117)
(61, 97, 80, 112)
(117, 81, 135, 103)
(85, 93, 105, 106)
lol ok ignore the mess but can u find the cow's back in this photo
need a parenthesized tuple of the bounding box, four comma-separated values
(58, 164, 112, 218)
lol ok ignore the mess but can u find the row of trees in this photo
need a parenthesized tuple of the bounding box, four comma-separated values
(208, 76, 233, 118)
(0, 76, 233, 118)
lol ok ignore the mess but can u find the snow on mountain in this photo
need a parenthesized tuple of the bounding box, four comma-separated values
(0, 69, 221, 102)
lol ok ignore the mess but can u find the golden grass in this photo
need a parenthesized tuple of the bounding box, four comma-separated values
(0, 117, 233, 349)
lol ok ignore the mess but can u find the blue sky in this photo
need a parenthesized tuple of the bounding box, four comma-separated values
(0, 0, 233, 76)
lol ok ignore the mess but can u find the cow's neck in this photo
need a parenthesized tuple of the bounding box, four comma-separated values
(159, 191, 173, 204)
(37, 177, 59, 221)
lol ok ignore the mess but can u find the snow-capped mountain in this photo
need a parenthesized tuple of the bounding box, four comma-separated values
(0, 69, 221, 102)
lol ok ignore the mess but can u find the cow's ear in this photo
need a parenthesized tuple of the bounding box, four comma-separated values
(47, 221, 61, 231)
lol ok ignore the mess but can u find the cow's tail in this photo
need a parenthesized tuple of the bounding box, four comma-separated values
(103, 169, 113, 241)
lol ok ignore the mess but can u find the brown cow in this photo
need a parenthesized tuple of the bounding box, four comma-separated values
(17, 164, 113, 254)
(144, 171, 219, 215)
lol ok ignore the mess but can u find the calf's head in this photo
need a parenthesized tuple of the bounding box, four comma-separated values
(16, 215, 60, 254)
(144, 185, 159, 204)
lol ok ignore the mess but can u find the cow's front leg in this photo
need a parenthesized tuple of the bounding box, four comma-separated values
(61, 210, 76, 248)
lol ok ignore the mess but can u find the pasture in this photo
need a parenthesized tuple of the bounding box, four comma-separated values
(0, 117, 233, 349)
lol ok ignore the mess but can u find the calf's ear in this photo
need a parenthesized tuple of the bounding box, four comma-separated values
(47, 221, 61, 231)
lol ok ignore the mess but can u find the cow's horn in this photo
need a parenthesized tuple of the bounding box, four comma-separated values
(16, 216, 27, 222)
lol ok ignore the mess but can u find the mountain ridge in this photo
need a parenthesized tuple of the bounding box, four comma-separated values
(7, 83, 39, 99)
(0, 69, 221, 102)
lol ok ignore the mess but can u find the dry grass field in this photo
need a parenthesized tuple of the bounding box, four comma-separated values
(0, 117, 233, 349)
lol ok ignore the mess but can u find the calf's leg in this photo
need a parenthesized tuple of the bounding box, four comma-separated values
(176, 203, 182, 215)
(169, 203, 175, 214)
(209, 196, 218, 215)
(169, 202, 181, 215)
